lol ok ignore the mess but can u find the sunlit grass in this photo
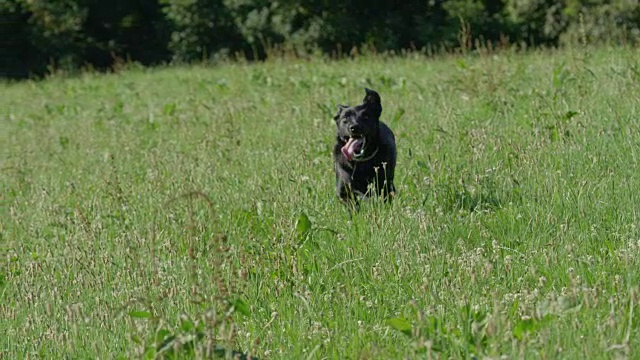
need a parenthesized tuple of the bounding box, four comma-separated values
(2, 45, 639, 359)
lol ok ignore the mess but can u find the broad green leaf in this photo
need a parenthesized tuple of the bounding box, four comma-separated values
(513, 318, 535, 340)
(129, 310, 151, 319)
(231, 299, 251, 317)
(296, 212, 312, 239)
(156, 329, 171, 344)
(386, 317, 412, 336)
(562, 110, 579, 121)
(180, 318, 195, 332)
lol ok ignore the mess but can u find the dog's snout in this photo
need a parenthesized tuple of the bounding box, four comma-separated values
(349, 124, 363, 134)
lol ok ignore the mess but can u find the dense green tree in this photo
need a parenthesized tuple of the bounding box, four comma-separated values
(1, 0, 638, 79)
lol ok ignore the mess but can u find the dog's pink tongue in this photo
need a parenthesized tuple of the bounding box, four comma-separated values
(341, 138, 363, 161)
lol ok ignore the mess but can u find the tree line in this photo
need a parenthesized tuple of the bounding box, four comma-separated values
(2, 0, 639, 79)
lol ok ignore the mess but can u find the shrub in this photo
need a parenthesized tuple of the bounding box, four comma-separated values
(2, 0, 638, 78)
(160, 0, 242, 62)
(560, 0, 640, 45)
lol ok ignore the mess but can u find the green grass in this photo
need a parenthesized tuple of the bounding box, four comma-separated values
(2, 45, 639, 359)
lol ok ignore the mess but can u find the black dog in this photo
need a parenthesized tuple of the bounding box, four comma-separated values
(333, 88, 396, 207)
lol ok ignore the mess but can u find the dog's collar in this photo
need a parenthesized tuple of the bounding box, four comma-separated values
(352, 146, 379, 162)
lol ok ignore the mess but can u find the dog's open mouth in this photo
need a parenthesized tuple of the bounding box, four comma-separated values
(341, 136, 366, 161)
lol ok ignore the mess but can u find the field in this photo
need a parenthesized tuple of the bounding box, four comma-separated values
(2, 46, 639, 359)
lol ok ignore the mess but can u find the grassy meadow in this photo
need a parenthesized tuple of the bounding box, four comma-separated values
(2, 46, 640, 359)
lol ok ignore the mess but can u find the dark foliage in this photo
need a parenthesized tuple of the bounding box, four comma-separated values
(2, 0, 638, 78)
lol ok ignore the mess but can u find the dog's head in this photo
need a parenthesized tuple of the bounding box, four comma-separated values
(334, 88, 382, 161)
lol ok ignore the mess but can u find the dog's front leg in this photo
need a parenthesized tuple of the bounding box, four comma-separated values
(337, 181, 360, 212)
(379, 180, 396, 203)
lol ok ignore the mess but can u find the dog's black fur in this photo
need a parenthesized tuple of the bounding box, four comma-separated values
(333, 88, 396, 207)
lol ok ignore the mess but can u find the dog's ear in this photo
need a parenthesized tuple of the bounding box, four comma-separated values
(363, 88, 382, 117)
(334, 104, 347, 121)
(363, 88, 381, 104)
